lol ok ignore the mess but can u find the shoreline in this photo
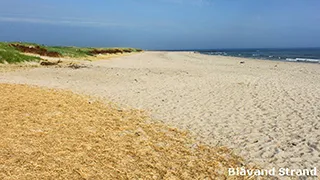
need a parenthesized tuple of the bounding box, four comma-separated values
(148, 50, 320, 64)
(199, 53, 320, 64)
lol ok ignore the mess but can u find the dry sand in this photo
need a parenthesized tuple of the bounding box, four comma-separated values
(1, 51, 319, 170)
(0, 83, 247, 179)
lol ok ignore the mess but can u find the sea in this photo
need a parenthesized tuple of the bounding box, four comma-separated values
(196, 48, 320, 63)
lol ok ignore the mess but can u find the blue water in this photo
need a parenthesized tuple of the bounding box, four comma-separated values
(198, 48, 320, 63)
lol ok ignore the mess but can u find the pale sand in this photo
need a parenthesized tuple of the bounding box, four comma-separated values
(1, 51, 319, 169)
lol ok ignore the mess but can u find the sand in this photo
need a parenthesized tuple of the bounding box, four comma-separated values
(1, 51, 319, 170)
(0, 83, 248, 179)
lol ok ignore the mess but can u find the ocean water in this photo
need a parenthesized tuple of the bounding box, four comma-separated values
(198, 48, 320, 63)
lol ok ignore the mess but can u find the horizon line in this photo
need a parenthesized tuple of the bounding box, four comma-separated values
(151, 47, 320, 51)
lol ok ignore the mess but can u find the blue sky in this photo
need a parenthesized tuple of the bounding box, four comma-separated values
(0, 0, 319, 49)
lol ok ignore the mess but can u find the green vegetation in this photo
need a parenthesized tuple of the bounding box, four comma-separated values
(0, 42, 41, 63)
(45, 46, 143, 57)
(45, 46, 93, 58)
(0, 42, 143, 64)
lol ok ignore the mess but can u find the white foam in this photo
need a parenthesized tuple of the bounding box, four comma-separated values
(286, 58, 320, 63)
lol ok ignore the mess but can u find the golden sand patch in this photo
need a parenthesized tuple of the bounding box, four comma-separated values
(0, 63, 40, 73)
(0, 83, 250, 179)
(84, 52, 139, 61)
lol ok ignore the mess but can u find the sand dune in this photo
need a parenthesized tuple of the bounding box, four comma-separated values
(1, 51, 319, 170)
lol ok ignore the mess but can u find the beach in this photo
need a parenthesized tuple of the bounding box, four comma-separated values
(1, 51, 319, 170)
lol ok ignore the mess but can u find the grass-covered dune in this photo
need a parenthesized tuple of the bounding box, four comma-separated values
(0, 42, 143, 64)
(0, 42, 41, 64)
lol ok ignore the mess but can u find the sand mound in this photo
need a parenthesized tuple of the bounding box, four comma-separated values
(0, 83, 251, 179)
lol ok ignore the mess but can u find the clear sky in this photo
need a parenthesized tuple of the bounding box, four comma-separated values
(0, 0, 319, 50)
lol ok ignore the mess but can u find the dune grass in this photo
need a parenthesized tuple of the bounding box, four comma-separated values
(45, 46, 93, 58)
(0, 83, 255, 179)
(0, 42, 143, 63)
(45, 46, 142, 58)
(0, 42, 41, 63)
